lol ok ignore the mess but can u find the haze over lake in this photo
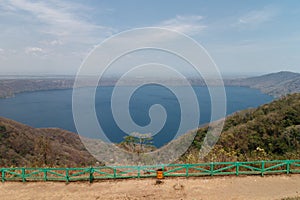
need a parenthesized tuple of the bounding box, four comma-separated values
(0, 85, 273, 147)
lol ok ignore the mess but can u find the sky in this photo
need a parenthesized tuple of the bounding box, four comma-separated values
(0, 0, 300, 76)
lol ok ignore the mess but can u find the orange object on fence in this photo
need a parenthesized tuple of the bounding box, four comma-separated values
(156, 169, 164, 179)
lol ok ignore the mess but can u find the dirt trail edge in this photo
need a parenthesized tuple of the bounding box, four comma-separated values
(1, 174, 300, 200)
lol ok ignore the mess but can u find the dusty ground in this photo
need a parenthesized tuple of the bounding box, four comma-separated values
(1, 174, 300, 200)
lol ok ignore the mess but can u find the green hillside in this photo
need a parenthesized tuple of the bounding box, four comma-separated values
(1, 93, 300, 167)
(184, 93, 300, 163)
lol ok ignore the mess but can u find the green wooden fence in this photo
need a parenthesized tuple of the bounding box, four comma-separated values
(1, 160, 300, 183)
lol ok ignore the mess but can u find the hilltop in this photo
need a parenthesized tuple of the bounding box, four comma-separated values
(226, 71, 300, 97)
(0, 117, 98, 167)
(184, 93, 300, 163)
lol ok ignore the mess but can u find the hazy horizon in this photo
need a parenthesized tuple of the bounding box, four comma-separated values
(0, 70, 298, 80)
(1, 1, 300, 75)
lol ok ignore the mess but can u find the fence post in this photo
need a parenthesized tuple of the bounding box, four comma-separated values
(185, 164, 189, 177)
(113, 167, 117, 178)
(235, 162, 239, 176)
(137, 166, 140, 178)
(66, 168, 69, 183)
(22, 168, 26, 182)
(286, 160, 290, 174)
(43, 169, 48, 181)
(89, 167, 94, 183)
(210, 162, 214, 176)
(261, 161, 265, 177)
(1, 169, 5, 183)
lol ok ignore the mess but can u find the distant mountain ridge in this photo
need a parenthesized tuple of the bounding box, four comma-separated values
(226, 71, 300, 97)
(0, 71, 299, 98)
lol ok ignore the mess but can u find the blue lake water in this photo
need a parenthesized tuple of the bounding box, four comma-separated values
(0, 85, 273, 147)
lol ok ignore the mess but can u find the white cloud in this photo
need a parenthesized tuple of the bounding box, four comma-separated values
(0, 0, 119, 74)
(40, 39, 64, 46)
(0, 48, 4, 58)
(158, 15, 206, 35)
(3, 0, 114, 44)
(25, 47, 44, 55)
(234, 7, 278, 29)
(50, 40, 63, 45)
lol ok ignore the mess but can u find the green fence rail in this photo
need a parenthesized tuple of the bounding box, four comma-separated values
(1, 160, 300, 183)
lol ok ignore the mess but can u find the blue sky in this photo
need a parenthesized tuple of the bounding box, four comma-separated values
(0, 0, 299, 76)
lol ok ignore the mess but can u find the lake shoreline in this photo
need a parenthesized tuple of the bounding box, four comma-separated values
(0, 85, 273, 147)
(1, 71, 299, 99)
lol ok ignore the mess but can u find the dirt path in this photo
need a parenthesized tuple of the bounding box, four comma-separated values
(1, 174, 300, 200)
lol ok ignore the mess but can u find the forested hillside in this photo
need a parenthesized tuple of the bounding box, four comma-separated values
(185, 93, 300, 162)
(1, 93, 300, 166)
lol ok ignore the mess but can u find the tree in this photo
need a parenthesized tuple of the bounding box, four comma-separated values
(121, 132, 153, 154)
(34, 136, 52, 166)
(0, 125, 6, 132)
(0, 125, 9, 139)
(131, 132, 153, 154)
(122, 135, 136, 152)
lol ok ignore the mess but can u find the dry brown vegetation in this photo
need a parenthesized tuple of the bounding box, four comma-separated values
(0, 117, 98, 167)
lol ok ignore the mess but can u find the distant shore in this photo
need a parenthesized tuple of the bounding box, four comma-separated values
(0, 71, 299, 98)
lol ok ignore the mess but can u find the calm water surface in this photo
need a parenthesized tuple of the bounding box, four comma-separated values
(0, 85, 273, 146)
